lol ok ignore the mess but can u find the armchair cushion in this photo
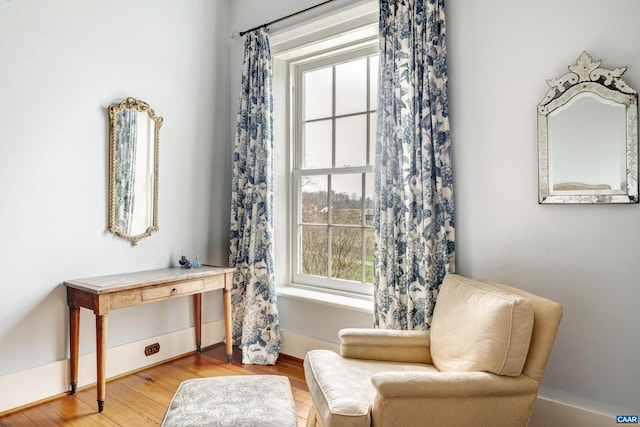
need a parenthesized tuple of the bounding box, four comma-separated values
(430, 274, 534, 376)
(304, 349, 437, 427)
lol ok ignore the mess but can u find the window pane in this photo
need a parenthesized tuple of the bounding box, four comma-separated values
(364, 228, 374, 283)
(335, 58, 367, 115)
(331, 174, 362, 225)
(364, 173, 374, 226)
(301, 175, 328, 223)
(304, 120, 332, 169)
(369, 112, 376, 166)
(369, 55, 379, 111)
(304, 67, 333, 121)
(336, 115, 367, 167)
(331, 227, 362, 282)
(301, 225, 328, 277)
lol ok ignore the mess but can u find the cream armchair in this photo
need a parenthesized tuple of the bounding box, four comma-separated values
(304, 274, 563, 427)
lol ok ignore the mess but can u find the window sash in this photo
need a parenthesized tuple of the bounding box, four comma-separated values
(291, 45, 377, 296)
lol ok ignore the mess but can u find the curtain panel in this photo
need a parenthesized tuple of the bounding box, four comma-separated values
(374, 0, 455, 330)
(229, 27, 281, 365)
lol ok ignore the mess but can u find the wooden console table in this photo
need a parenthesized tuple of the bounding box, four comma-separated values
(64, 266, 236, 412)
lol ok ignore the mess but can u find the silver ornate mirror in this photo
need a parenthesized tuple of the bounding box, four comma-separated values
(538, 52, 638, 204)
(108, 97, 163, 245)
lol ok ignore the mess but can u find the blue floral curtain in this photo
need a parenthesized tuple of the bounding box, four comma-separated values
(229, 27, 281, 365)
(374, 0, 455, 330)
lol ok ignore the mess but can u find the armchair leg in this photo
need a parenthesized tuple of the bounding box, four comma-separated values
(306, 406, 319, 427)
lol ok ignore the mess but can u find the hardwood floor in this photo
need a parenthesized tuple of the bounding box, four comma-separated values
(0, 344, 312, 427)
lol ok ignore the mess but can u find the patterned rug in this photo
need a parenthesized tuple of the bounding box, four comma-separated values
(161, 375, 297, 427)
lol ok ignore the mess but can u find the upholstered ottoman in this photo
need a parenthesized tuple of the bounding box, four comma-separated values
(161, 375, 297, 427)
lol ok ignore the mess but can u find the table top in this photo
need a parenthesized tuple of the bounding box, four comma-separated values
(64, 266, 236, 294)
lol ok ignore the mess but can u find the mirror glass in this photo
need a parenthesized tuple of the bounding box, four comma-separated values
(538, 52, 638, 203)
(108, 97, 163, 244)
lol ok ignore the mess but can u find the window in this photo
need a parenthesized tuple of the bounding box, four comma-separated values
(270, 0, 378, 298)
(291, 45, 378, 296)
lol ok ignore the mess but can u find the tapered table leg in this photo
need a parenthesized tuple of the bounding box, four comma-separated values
(223, 288, 233, 363)
(69, 305, 80, 395)
(96, 314, 107, 412)
(193, 293, 202, 353)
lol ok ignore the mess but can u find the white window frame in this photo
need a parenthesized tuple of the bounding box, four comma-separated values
(290, 45, 378, 296)
(270, 0, 378, 299)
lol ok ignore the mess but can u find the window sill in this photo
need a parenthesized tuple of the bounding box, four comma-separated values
(276, 285, 373, 314)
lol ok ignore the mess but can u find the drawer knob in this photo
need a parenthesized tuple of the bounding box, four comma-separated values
(170, 288, 178, 295)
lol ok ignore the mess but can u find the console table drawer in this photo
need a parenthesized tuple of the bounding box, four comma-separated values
(142, 279, 204, 301)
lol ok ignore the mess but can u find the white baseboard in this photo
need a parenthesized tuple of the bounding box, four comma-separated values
(530, 396, 613, 427)
(0, 320, 225, 414)
(280, 329, 339, 359)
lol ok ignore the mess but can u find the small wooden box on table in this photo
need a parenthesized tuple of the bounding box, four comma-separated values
(64, 266, 235, 412)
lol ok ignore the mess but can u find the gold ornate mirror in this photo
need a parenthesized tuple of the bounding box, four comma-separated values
(108, 97, 163, 245)
(538, 52, 638, 204)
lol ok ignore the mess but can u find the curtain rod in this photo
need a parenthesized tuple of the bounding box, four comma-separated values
(239, 0, 336, 36)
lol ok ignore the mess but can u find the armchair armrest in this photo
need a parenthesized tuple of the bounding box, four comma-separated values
(371, 371, 539, 398)
(339, 328, 431, 363)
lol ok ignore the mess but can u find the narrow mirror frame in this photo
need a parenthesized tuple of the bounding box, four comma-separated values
(108, 97, 163, 245)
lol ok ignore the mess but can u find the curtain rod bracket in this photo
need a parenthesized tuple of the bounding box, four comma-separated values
(239, 24, 268, 37)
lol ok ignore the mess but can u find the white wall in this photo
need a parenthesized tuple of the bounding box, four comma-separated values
(447, 0, 640, 416)
(0, 0, 230, 388)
